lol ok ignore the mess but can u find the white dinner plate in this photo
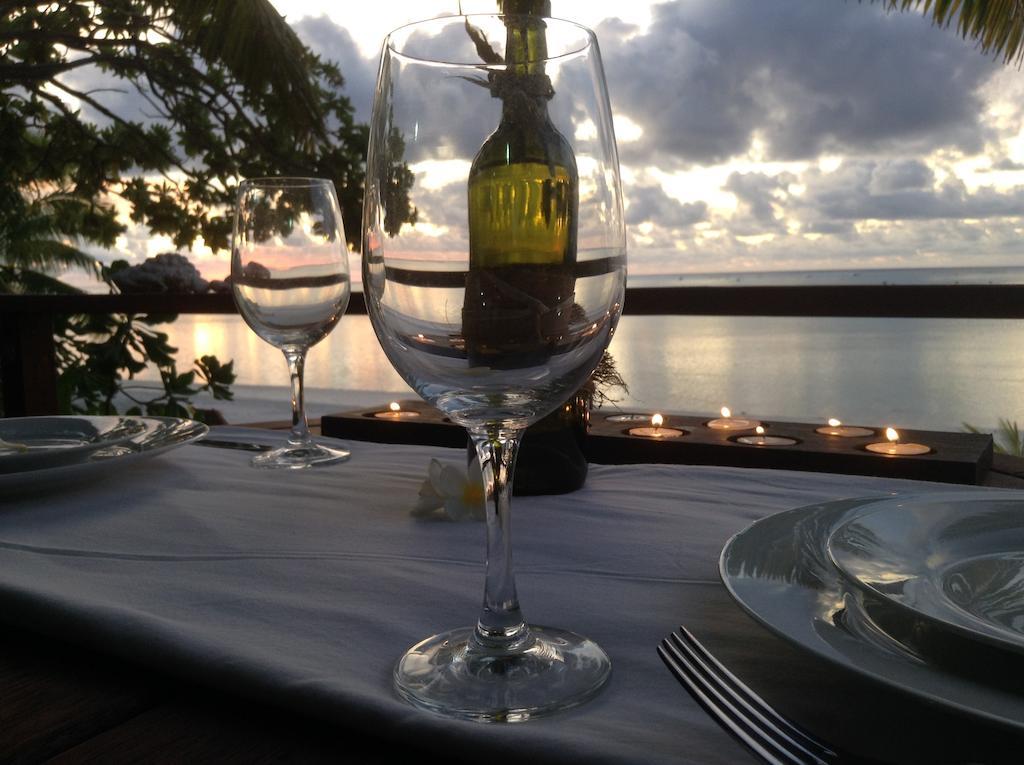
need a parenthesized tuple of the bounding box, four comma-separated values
(720, 492, 1024, 733)
(828, 494, 1024, 657)
(0, 416, 148, 474)
(0, 416, 208, 494)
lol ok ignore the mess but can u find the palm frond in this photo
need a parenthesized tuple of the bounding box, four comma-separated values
(3, 238, 102, 278)
(964, 418, 1024, 455)
(887, 0, 1024, 65)
(0, 266, 85, 295)
(996, 418, 1024, 456)
(166, 0, 326, 139)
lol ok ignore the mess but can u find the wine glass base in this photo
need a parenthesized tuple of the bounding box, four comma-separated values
(393, 625, 611, 722)
(250, 442, 350, 469)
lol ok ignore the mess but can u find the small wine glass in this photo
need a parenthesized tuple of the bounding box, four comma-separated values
(365, 15, 625, 720)
(231, 177, 351, 468)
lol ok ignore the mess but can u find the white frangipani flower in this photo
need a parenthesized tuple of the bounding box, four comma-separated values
(412, 458, 485, 521)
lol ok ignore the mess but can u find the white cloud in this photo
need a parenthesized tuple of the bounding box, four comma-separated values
(273, 1, 654, 58)
(59, 1, 1024, 281)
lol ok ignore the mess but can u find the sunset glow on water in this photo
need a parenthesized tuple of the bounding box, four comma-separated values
(145, 310, 1023, 433)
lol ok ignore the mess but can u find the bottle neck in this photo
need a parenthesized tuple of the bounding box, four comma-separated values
(504, 14, 548, 77)
(497, 15, 553, 123)
(498, 1, 552, 20)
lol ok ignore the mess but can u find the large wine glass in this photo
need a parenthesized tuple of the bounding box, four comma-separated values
(364, 15, 626, 720)
(231, 177, 351, 468)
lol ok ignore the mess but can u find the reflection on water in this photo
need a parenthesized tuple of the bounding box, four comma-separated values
(141, 312, 408, 395)
(142, 313, 1023, 431)
(611, 315, 1024, 431)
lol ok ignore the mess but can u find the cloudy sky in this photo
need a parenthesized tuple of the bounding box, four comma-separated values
(83, 1, 1024, 281)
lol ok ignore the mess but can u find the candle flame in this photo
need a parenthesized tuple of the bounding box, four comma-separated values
(755, 426, 765, 435)
(651, 413, 664, 428)
(828, 418, 841, 427)
(389, 402, 401, 412)
(721, 406, 731, 418)
(886, 427, 899, 443)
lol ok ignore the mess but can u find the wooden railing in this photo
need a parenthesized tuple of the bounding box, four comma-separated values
(3, 284, 1023, 416)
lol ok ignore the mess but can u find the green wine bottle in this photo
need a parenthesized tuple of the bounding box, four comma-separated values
(463, 6, 578, 369)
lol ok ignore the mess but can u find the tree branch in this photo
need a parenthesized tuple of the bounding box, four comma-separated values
(46, 79, 193, 178)
(0, 55, 103, 82)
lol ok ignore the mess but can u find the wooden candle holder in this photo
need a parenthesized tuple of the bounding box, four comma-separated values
(321, 403, 993, 485)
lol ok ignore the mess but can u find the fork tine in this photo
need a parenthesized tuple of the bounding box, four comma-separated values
(672, 627, 837, 762)
(658, 641, 797, 765)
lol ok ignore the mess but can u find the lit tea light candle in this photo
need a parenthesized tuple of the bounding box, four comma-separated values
(865, 427, 930, 456)
(736, 425, 798, 446)
(628, 413, 684, 439)
(373, 402, 421, 420)
(707, 406, 760, 431)
(816, 418, 875, 438)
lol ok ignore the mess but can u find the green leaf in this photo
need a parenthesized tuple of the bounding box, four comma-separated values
(170, 370, 197, 395)
(195, 354, 236, 400)
(139, 330, 178, 368)
(139, 313, 180, 326)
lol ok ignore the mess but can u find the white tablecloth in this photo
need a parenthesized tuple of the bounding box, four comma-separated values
(0, 429, 991, 764)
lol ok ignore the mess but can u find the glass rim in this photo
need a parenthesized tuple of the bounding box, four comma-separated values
(239, 177, 335, 189)
(384, 14, 595, 67)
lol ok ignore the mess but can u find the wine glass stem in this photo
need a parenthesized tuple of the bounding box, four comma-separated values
(469, 427, 530, 653)
(283, 348, 311, 447)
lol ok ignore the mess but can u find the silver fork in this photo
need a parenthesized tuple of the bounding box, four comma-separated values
(658, 626, 852, 765)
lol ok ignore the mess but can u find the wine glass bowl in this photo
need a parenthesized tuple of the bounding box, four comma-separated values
(232, 177, 352, 468)
(365, 15, 624, 430)
(364, 15, 625, 720)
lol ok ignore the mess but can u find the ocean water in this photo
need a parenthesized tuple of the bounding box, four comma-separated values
(136, 267, 1024, 433)
(628, 265, 1024, 287)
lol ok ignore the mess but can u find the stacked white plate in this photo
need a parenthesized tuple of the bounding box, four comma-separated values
(0, 415, 208, 493)
(721, 491, 1024, 732)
